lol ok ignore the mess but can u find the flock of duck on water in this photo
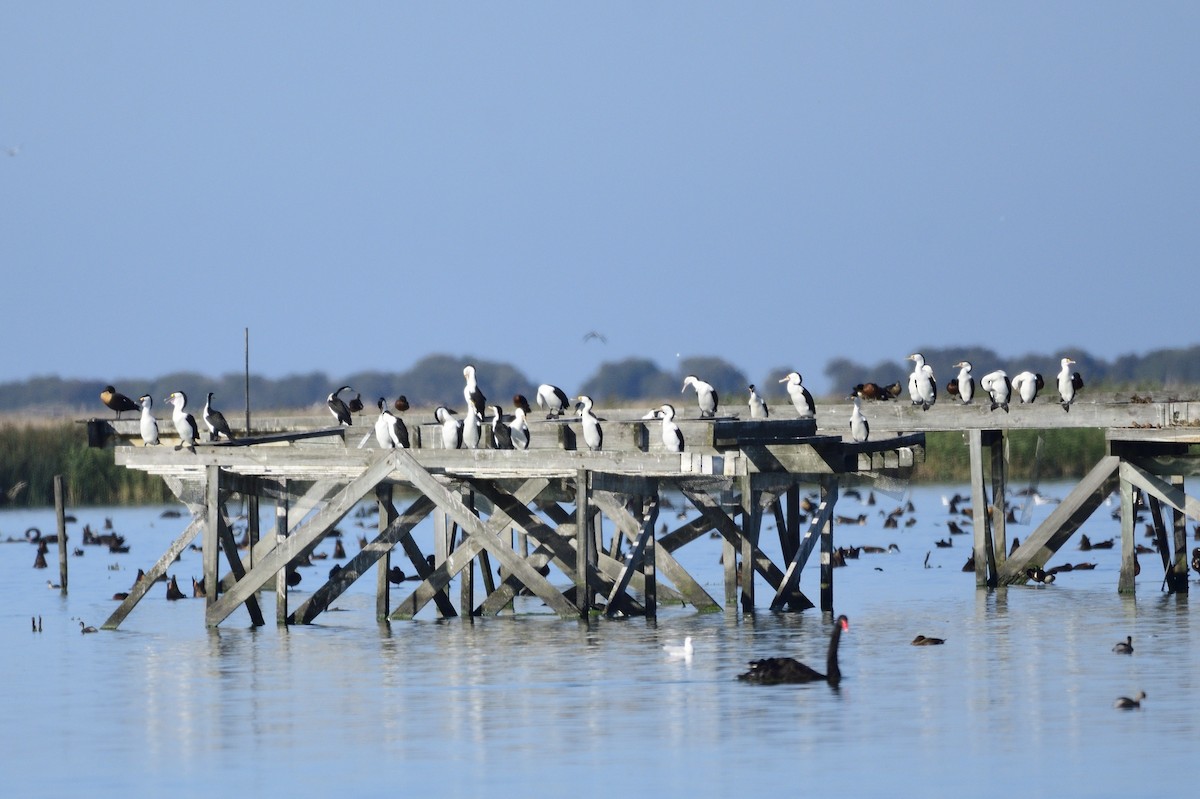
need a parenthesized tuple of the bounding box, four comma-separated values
(98, 354, 1085, 452)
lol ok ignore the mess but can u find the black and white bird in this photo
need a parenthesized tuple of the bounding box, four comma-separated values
(374, 398, 408, 448)
(980, 370, 1011, 412)
(576, 395, 603, 451)
(327, 386, 354, 426)
(658, 403, 684, 452)
(951, 361, 975, 404)
(907, 353, 937, 410)
(1012, 371, 1044, 404)
(681, 374, 718, 418)
(100, 385, 140, 420)
(165, 391, 198, 453)
(138, 394, 159, 446)
(510, 404, 530, 450)
(536, 384, 570, 419)
(747, 385, 769, 419)
(462, 365, 486, 416)
(203, 392, 236, 441)
(779, 372, 816, 418)
(1058, 358, 1084, 412)
(489, 405, 513, 450)
(849, 396, 870, 443)
(462, 405, 482, 450)
(434, 406, 462, 450)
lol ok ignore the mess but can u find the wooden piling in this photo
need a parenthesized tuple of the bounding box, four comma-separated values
(54, 475, 67, 595)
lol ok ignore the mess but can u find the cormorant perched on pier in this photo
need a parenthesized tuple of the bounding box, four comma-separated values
(738, 615, 849, 685)
(849, 396, 870, 442)
(779, 372, 815, 418)
(657, 403, 684, 452)
(327, 386, 353, 426)
(1012, 371, 1044, 404)
(682, 375, 718, 418)
(747, 385, 769, 418)
(374, 398, 408, 448)
(463, 365, 486, 415)
(536, 384, 570, 419)
(510, 404, 530, 450)
(203, 392, 236, 441)
(100, 385, 140, 419)
(907, 353, 937, 410)
(576, 395, 603, 451)
(1058, 358, 1084, 411)
(981, 370, 1011, 412)
(434, 406, 462, 450)
(490, 405, 513, 450)
(952, 361, 975, 404)
(138, 395, 159, 446)
(165, 392, 198, 453)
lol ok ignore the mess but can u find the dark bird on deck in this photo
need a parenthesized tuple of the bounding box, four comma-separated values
(203, 392, 236, 441)
(100, 385, 140, 419)
(737, 615, 850, 685)
(327, 386, 354, 426)
(852, 382, 894, 401)
(393, 395, 410, 412)
(348, 393, 364, 413)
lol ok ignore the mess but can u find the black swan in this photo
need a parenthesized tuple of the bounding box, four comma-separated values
(738, 615, 849, 685)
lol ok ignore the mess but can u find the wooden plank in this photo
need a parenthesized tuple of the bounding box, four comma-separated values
(1119, 461, 1200, 523)
(102, 518, 202, 630)
(290, 494, 436, 624)
(390, 478, 553, 619)
(592, 491, 720, 612)
(770, 479, 834, 612)
(205, 452, 400, 626)
(216, 504, 264, 626)
(999, 456, 1120, 584)
(387, 450, 579, 618)
(604, 497, 660, 617)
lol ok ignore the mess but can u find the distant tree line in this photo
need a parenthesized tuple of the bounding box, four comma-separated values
(2, 345, 1198, 418)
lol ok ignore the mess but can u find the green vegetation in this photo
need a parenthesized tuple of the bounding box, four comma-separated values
(912, 428, 1107, 484)
(0, 422, 170, 508)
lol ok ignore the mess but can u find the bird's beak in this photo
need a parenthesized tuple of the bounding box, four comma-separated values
(778, 376, 787, 384)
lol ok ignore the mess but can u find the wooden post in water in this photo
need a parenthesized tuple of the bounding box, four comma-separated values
(1118, 475, 1136, 593)
(644, 499, 657, 618)
(969, 430, 998, 588)
(460, 488, 475, 617)
(433, 509, 452, 618)
(739, 475, 759, 613)
(54, 475, 68, 595)
(204, 465, 221, 610)
(818, 475, 838, 613)
(988, 431, 1008, 571)
(275, 480, 289, 624)
(1170, 475, 1189, 594)
(376, 483, 395, 620)
(575, 468, 592, 616)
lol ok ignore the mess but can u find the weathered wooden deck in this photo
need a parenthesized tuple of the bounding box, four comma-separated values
(88, 397, 1200, 629)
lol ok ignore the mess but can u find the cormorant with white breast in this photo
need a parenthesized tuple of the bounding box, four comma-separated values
(203, 392, 236, 441)
(462, 406, 482, 450)
(576, 395, 603, 451)
(1012, 371, 1044, 404)
(462, 365, 486, 416)
(327, 386, 354, 426)
(434, 406, 462, 449)
(165, 391, 198, 453)
(374, 398, 408, 448)
(681, 375, 718, 418)
(138, 395, 159, 446)
(536, 384, 570, 419)
(951, 361, 975, 404)
(907, 353, 937, 410)
(980, 370, 1011, 412)
(489, 405, 513, 450)
(779, 372, 816, 418)
(849, 396, 870, 442)
(100, 386, 139, 420)
(747, 385, 769, 418)
(658, 403, 684, 452)
(1057, 358, 1084, 411)
(510, 404, 530, 450)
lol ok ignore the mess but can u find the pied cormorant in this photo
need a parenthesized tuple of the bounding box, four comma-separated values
(510, 405, 530, 450)
(434, 406, 462, 450)
(536, 384, 570, 419)
(907, 353, 937, 410)
(682, 375, 718, 418)
(658, 403, 684, 452)
(779, 372, 815, 418)
(203, 392, 236, 441)
(490, 405, 513, 450)
(1012, 371, 1044, 404)
(463, 365, 486, 416)
(980, 370, 1011, 412)
(327, 386, 353, 426)
(747, 385, 768, 419)
(374, 398, 408, 448)
(138, 395, 159, 446)
(165, 391, 198, 453)
(849, 396, 870, 443)
(576, 395, 603, 451)
(1057, 358, 1083, 411)
(951, 361, 975, 404)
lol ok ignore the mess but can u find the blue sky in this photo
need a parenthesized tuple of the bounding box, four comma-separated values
(3, 3, 1198, 396)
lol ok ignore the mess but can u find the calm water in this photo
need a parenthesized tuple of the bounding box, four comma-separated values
(2, 482, 1196, 797)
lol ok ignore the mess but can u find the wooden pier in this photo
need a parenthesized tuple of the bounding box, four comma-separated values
(88, 398, 1200, 629)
